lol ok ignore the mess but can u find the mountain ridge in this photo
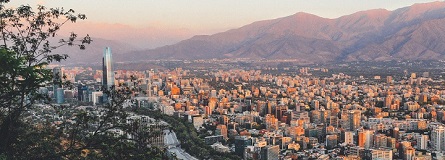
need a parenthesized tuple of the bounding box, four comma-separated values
(115, 1, 445, 63)
(53, 37, 139, 65)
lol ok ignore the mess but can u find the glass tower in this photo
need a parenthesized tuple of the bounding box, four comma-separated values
(102, 47, 114, 89)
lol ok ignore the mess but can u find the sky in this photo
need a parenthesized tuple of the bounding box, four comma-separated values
(5, 0, 442, 48)
(7, 0, 440, 31)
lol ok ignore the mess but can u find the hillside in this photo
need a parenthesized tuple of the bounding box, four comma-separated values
(124, 1, 445, 63)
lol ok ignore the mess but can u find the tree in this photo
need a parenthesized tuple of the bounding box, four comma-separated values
(0, 2, 166, 159)
(0, 48, 56, 159)
(136, 108, 242, 160)
(0, 2, 90, 156)
(54, 84, 166, 159)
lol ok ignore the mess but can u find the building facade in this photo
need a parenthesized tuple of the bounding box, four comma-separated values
(102, 47, 114, 89)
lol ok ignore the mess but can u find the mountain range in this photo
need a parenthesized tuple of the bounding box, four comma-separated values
(51, 37, 138, 65)
(60, 1, 445, 64)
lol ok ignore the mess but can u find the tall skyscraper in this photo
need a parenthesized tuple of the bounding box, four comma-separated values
(102, 47, 114, 89)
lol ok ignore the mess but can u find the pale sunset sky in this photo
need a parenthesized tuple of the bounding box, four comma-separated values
(7, 0, 440, 30)
(5, 0, 442, 48)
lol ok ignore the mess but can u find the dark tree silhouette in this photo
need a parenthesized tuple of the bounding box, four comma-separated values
(0, 2, 90, 156)
(0, 2, 166, 159)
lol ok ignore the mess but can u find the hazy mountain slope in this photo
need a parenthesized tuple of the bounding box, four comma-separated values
(124, 1, 445, 63)
(52, 37, 139, 65)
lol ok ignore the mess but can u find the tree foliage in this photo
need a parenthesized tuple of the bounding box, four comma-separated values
(136, 109, 242, 160)
(0, 2, 165, 159)
(0, 2, 92, 156)
(51, 85, 166, 159)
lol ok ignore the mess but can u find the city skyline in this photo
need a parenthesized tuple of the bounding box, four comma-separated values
(49, 61, 445, 159)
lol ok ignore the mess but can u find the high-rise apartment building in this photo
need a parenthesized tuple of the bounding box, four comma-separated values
(77, 84, 89, 102)
(216, 124, 228, 139)
(404, 147, 415, 160)
(235, 136, 252, 157)
(349, 110, 361, 131)
(344, 131, 354, 145)
(326, 135, 338, 149)
(102, 47, 114, 89)
(416, 134, 428, 150)
(431, 126, 445, 151)
(260, 145, 279, 160)
(358, 129, 374, 149)
(370, 148, 393, 160)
